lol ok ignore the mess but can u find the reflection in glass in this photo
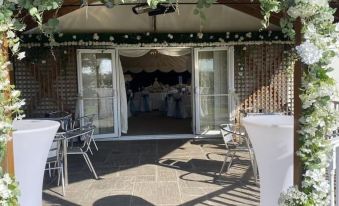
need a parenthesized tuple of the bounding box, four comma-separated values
(81, 53, 115, 135)
(198, 50, 230, 132)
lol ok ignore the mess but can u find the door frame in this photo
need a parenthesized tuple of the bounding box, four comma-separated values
(77, 49, 119, 138)
(193, 47, 235, 135)
(116, 47, 195, 137)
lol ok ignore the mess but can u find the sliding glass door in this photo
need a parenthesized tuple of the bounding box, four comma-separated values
(77, 49, 118, 138)
(194, 47, 234, 135)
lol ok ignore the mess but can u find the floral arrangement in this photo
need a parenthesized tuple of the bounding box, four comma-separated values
(259, 0, 339, 205)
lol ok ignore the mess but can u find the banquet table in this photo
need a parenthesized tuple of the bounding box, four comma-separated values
(150, 92, 167, 110)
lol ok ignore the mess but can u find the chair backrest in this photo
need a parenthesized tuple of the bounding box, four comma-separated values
(47, 134, 63, 162)
(73, 115, 95, 129)
(220, 124, 234, 145)
(65, 126, 94, 152)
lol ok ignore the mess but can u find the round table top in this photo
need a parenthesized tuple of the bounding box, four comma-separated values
(13, 119, 60, 134)
(242, 115, 293, 128)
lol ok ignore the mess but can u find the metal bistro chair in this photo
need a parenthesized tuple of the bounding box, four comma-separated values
(72, 114, 99, 154)
(64, 126, 99, 179)
(219, 124, 259, 184)
(45, 134, 65, 196)
(47, 111, 73, 131)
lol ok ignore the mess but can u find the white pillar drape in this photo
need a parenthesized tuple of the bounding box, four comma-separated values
(117, 57, 128, 134)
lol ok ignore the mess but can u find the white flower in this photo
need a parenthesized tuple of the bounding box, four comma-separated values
(109, 36, 114, 41)
(245, 32, 252, 38)
(72, 35, 76, 40)
(197, 32, 203, 39)
(93, 33, 99, 40)
(17, 52, 25, 60)
(0, 182, 11, 199)
(58, 33, 63, 37)
(296, 41, 323, 65)
(124, 35, 128, 39)
(153, 38, 157, 42)
(190, 34, 194, 38)
(136, 35, 141, 40)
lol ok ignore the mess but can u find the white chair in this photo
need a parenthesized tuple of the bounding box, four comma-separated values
(219, 124, 259, 184)
(45, 134, 65, 196)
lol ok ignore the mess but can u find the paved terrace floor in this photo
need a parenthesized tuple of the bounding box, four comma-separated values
(43, 139, 260, 206)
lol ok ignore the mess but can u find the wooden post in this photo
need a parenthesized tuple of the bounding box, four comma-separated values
(1, 36, 15, 176)
(293, 18, 303, 187)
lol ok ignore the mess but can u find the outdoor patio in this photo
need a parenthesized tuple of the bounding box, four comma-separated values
(42, 139, 259, 206)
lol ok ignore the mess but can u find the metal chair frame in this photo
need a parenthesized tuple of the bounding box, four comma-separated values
(62, 126, 99, 179)
(45, 134, 65, 196)
(219, 124, 259, 184)
(72, 114, 99, 154)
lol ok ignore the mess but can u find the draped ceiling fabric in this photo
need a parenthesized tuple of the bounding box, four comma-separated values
(119, 49, 192, 73)
(26, 3, 279, 34)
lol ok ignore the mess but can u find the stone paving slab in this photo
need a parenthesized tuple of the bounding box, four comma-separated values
(43, 139, 259, 206)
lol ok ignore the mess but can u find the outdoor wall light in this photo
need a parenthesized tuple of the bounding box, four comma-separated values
(132, 3, 153, 14)
(132, 3, 176, 16)
(148, 4, 176, 16)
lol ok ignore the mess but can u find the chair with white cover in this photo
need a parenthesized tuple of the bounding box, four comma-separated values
(65, 126, 99, 179)
(45, 134, 65, 196)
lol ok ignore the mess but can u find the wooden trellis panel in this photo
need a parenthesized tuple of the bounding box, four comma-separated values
(14, 44, 294, 117)
(234, 44, 294, 114)
(14, 47, 78, 117)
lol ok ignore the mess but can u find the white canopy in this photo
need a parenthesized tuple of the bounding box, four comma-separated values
(27, 4, 279, 33)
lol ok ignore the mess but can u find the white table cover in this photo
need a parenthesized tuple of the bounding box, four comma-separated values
(13, 120, 59, 206)
(242, 115, 293, 206)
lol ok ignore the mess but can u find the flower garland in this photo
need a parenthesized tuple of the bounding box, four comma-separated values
(19, 31, 291, 48)
(259, 0, 339, 205)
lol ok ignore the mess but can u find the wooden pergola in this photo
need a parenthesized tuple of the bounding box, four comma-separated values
(3, 0, 339, 188)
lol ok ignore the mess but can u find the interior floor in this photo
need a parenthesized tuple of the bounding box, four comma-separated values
(125, 111, 192, 136)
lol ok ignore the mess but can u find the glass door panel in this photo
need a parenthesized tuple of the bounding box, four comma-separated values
(194, 48, 234, 135)
(77, 50, 118, 138)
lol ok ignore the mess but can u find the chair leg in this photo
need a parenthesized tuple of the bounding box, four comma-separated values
(92, 139, 99, 151)
(61, 165, 65, 196)
(219, 153, 229, 175)
(83, 153, 98, 179)
(226, 152, 236, 173)
(88, 146, 94, 155)
(82, 153, 93, 173)
(248, 150, 259, 184)
(48, 163, 51, 177)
